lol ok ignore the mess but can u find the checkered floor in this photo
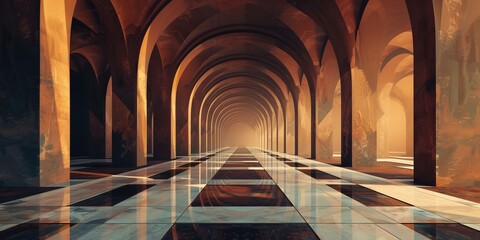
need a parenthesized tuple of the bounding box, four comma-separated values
(1, 147, 480, 239)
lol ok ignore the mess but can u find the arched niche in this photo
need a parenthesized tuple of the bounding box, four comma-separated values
(353, 0, 412, 166)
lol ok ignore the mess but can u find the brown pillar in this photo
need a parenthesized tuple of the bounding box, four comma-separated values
(149, 48, 174, 160)
(405, 0, 436, 186)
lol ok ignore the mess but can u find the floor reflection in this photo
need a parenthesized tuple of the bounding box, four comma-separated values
(0, 147, 479, 239)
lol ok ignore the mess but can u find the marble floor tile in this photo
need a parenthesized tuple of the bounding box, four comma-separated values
(297, 207, 373, 223)
(149, 169, 189, 179)
(329, 184, 411, 206)
(208, 179, 275, 185)
(219, 167, 265, 171)
(310, 224, 397, 240)
(280, 183, 328, 194)
(310, 192, 366, 207)
(227, 158, 257, 162)
(351, 207, 397, 223)
(35, 206, 128, 224)
(404, 223, 480, 239)
(285, 191, 344, 207)
(194, 157, 209, 162)
(71, 184, 155, 206)
(315, 180, 353, 185)
(106, 207, 184, 224)
(371, 207, 454, 223)
(298, 169, 340, 179)
(284, 162, 309, 168)
(115, 189, 202, 207)
(177, 206, 305, 223)
(48, 223, 171, 240)
(222, 162, 262, 168)
(191, 185, 292, 206)
(0, 206, 59, 223)
(162, 223, 319, 240)
(212, 170, 272, 179)
(0, 187, 61, 204)
(376, 223, 431, 240)
(362, 184, 471, 207)
(0, 223, 74, 240)
(420, 206, 480, 223)
(177, 162, 202, 168)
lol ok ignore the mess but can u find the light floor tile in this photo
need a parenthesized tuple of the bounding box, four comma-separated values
(310, 224, 397, 240)
(351, 207, 397, 223)
(421, 206, 480, 223)
(377, 223, 430, 240)
(115, 188, 201, 207)
(297, 207, 373, 224)
(286, 192, 344, 207)
(371, 207, 454, 223)
(0, 206, 58, 223)
(362, 185, 470, 207)
(106, 207, 184, 224)
(48, 223, 171, 240)
(177, 207, 305, 223)
(36, 206, 128, 223)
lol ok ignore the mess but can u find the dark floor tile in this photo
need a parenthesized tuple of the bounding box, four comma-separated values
(328, 185, 410, 206)
(212, 170, 271, 180)
(227, 157, 256, 162)
(70, 184, 154, 206)
(366, 172, 413, 179)
(328, 184, 377, 193)
(70, 162, 113, 168)
(70, 170, 111, 179)
(191, 185, 292, 206)
(150, 169, 188, 179)
(222, 162, 262, 168)
(195, 157, 209, 162)
(276, 157, 292, 162)
(284, 162, 308, 168)
(404, 223, 480, 240)
(317, 159, 414, 180)
(234, 148, 252, 154)
(0, 223, 74, 240)
(148, 156, 176, 161)
(298, 169, 340, 179)
(0, 187, 61, 204)
(162, 223, 319, 240)
(352, 193, 411, 206)
(350, 162, 413, 179)
(178, 162, 202, 168)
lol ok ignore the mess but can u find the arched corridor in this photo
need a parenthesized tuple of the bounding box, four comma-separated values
(1, 0, 480, 239)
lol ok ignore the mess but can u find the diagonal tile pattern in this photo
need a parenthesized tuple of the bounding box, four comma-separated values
(0, 147, 479, 239)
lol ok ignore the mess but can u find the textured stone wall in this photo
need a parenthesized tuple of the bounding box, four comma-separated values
(435, 0, 480, 186)
(0, 1, 41, 186)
